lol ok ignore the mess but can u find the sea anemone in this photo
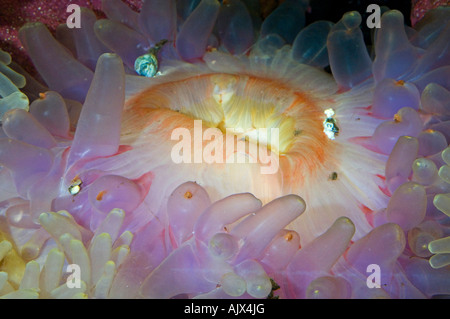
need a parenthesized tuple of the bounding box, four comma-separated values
(0, 0, 449, 299)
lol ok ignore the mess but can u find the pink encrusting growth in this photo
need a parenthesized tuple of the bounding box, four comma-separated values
(0, 0, 449, 298)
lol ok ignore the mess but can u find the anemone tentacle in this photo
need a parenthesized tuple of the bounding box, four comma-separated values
(0, 0, 449, 299)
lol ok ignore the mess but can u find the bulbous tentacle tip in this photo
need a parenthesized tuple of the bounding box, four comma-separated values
(88, 175, 142, 214)
(417, 129, 448, 157)
(67, 52, 125, 166)
(260, 0, 307, 44)
(232, 194, 306, 263)
(2, 108, 56, 149)
(342, 11, 362, 29)
(407, 220, 443, 258)
(433, 193, 450, 217)
(167, 181, 211, 246)
(385, 136, 419, 193)
(427, 230, 450, 269)
(0, 48, 12, 65)
(216, 0, 254, 55)
(18, 21, 45, 33)
(291, 20, 334, 68)
(260, 229, 300, 271)
(421, 82, 450, 114)
(19, 22, 94, 102)
(327, 11, 372, 90)
(220, 272, 247, 297)
(1, 0, 449, 300)
(371, 107, 423, 155)
(442, 146, 450, 165)
(346, 223, 406, 275)
(334, 216, 356, 232)
(0, 54, 26, 89)
(101, 0, 140, 31)
(138, 0, 176, 44)
(208, 232, 239, 261)
(284, 216, 355, 298)
(373, 9, 422, 82)
(234, 259, 272, 298)
(372, 79, 420, 119)
(74, 8, 111, 70)
(412, 157, 438, 185)
(428, 236, 450, 255)
(386, 181, 427, 231)
(29, 91, 71, 139)
(176, 0, 221, 61)
(94, 18, 150, 71)
(194, 192, 262, 243)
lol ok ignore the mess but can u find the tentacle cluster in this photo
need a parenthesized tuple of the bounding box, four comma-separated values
(0, 49, 29, 122)
(0, 0, 449, 298)
(0, 208, 131, 298)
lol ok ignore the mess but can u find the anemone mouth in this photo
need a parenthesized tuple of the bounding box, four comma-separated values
(115, 67, 380, 244)
(124, 71, 334, 180)
(1, 0, 450, 300)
